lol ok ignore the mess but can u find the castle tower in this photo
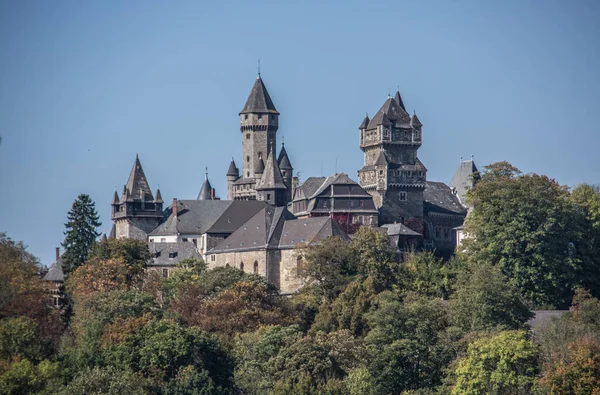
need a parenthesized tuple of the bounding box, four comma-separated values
(226, 158, 239, 200)
(111, 155, 163, 240)
(358, 90, 427, 225)
(256, 152, 288, 206)
(277, 142, 294, 201)
(198, 169, 216, 200)
(239, 74, 279, 179)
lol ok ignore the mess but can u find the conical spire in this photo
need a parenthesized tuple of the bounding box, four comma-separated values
(277, 144, 293, 170)
(411, 112, 422, 127)
(240, 75, 279, 115)
(359, 113, 370, 129)
(198, 169, 213, 200)
(256, 152, 287, 190)
(125, 155, 154, 202)
(155, 188, 163, 203)
(394, 89, 406, 111)
(227, 158, 238, 177)
(112, 191, 119, 205)
(254, 157, 265, 174)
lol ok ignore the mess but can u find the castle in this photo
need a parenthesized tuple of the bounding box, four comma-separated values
(45, 73, 478, 293)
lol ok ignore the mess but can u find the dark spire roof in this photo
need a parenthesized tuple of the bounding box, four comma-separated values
(411, 112, 422, 127)
(155, 188, 163, 203)
(197, 171, 213, 200)
(256, 153, 287, 190)
(381, 97, 410, 123)
(125, 155, 154, 202)
(394, 90, 407, 111)
(375, 150, 388, 166)
(101, 233, 108, 242)
(109, 224, 116, 239)
(240, 75, 279, 115)
(277, 144, 293, 170)
(359, 114, 370, 129)
(227, 158, 238, 177)
(112, 191, 119, 205)
(254, 157, 265, 174)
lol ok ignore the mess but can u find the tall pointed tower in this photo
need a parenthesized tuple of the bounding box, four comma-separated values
(256, 152, 288, 206)
(111, 155, 163, 240)
(228, 74, 291, 203)
(277, 142, 294, 201)
(358, 90, 427, 225)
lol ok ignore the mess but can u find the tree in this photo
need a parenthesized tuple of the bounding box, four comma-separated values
(57, 366, 149, 395)
(402, 252, 463, 299)
(452, 330, 540, 394)
(0, 317, 47, 364)
(0, 359, 61, 395)
(349, 226, 398, 291)
(448, 263, 532, 332)
(66, 258, 136, 297)
(62, 194, 101, 276)
(90, 238, 150, 275)
(461, 161, 594, 307)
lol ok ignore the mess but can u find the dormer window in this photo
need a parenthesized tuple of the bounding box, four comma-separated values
(168, 252, 178, 259)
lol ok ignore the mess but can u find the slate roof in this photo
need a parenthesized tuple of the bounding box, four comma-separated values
(527, 310, 568, 331)
(43, 256, 64, 282)
(293, 177, 327, 200)
(155, 188, 163, 203)
(147, 242, 201, 267)
(209, 207, 349, 253)
(278, 145, 293, 170)
(124, 155, 154, 202)
(411, 113, 422, 127)
(381, 223, 422, 237)
(254, 158, 265, 174)
(206, 201, 269, 233)
(424, 181, 468, 215)
(374, 151, 388, 166)
(449, 159, 480, 205)
(240, 75, 279, 115)
(227, 158, 239, 177)
(359, 114, 370, 129)
(256, 153, 287, 190)
(197, 175, 213, 200)
(394, 90, 407, 111)
(109, 224, 116, 239)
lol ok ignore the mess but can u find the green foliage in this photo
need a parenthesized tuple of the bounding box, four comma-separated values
(349, 226, 398, 290)
(452, 330, 540, 394)
(448, 263, 533, 332)
(0, 316, 47, 363)
(344, 367, 375, 395)
(56, 365, 149, 395)
(90, 238, 150, 275)
(0, 359, 61, 395)
(462, 162, 596, 307)
(62, 194, 101, 276)
(402, 252, 463, 299)
(365, 292, 451, 393)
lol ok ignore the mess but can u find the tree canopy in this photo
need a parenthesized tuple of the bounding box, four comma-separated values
(62, 194, 101, 276)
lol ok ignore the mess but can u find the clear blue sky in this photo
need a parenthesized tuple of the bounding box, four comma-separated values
(1, 0, 599, 266)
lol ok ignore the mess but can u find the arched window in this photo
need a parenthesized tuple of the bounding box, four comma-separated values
(240, 262, 244, 271)
(253, 261, 258, 274)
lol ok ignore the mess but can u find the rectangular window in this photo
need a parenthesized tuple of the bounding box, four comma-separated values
(160, 238, 166, 242)
(246, 133, 250, 139)
(192, 239, 197, 246)
(155, 251, 161, 258)
(350, 200, 355, 208)
(399, 191, 407, 201)
(359, 200, 364, 207)
(168, 252, 178, 258)
(162, 269, 169, 278)
(211, 255, 216, 262)
(182, 238, 188, 242)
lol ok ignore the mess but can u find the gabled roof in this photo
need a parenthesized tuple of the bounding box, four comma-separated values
(227, 158, 238, 177)
(424, 181, 468, 215)
(150, 200, 232, 236)
(43, 256, 64, 282)
(294, 177, 327, 201)
(449, 159, 480, 205)
(125, 155, 154, 202)
(240, 75, 279, 115)
(208, 207, 349, 253)
(197, 174, 213, 200)
(278, 145, 293, 170)
(394, 90, 407, 111)
(381, 223, 422, 237)
(256, 153, 287, 190)
(147, 242, 201, 267)
(206, 201, 270, 234)
(374, 151, 388, 166)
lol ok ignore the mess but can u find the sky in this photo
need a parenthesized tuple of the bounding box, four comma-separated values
(1, 0, 599, 266)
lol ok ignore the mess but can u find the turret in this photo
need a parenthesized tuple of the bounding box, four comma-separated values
(256, 152, 288, 206)
(226, 158, 239, 200)
(277, 143, 293, 200)
(198, 170, 215, 200)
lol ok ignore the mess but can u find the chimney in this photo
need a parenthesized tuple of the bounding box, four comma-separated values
(210, 188, 215, 200)
(55, 247, 60, 261)
(172, 198, 178, 217)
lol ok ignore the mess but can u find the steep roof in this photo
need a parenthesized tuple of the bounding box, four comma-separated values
(150, 200, 232, 236)
(207, 201, 270, 233)
(240, 75, 279, 115)
(208, 207, 349, 253)
(449, 159, 480, 205)
(411, 112, 422, 127)
(147, 242, 201, 267)
(125, 155, 154, 202)
(43, 256, 64, 282)
(382, 96, 409, 123)
(374, 151, 388, 166)
(294, 177, 327, 200)
(155, 188, 163, 203)
(424, 181, 468, 215)
(227, 158, 239, 177)
(381, 223, 422, 237)
(254, 157, 265, 174)
(394, 90, 407, 111)
(359, 114, 370, 129)
(278, 145, 293, 170)
(256, 153, 287, 190)
(197, 174, 213, 200)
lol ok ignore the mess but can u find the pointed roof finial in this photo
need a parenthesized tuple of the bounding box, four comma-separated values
(282, 135, 285, 146)
(258, 58, 261, 77)
(205, 167, 208, 178)
(387, 88, 391, 98)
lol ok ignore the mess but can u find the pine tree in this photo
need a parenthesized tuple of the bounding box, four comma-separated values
(62, 194, 101, 276)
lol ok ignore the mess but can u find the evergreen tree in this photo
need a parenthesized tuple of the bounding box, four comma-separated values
(62, 194, 101, 276)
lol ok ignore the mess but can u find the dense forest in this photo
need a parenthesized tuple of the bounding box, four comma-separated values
(2, 161, 600, 394)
